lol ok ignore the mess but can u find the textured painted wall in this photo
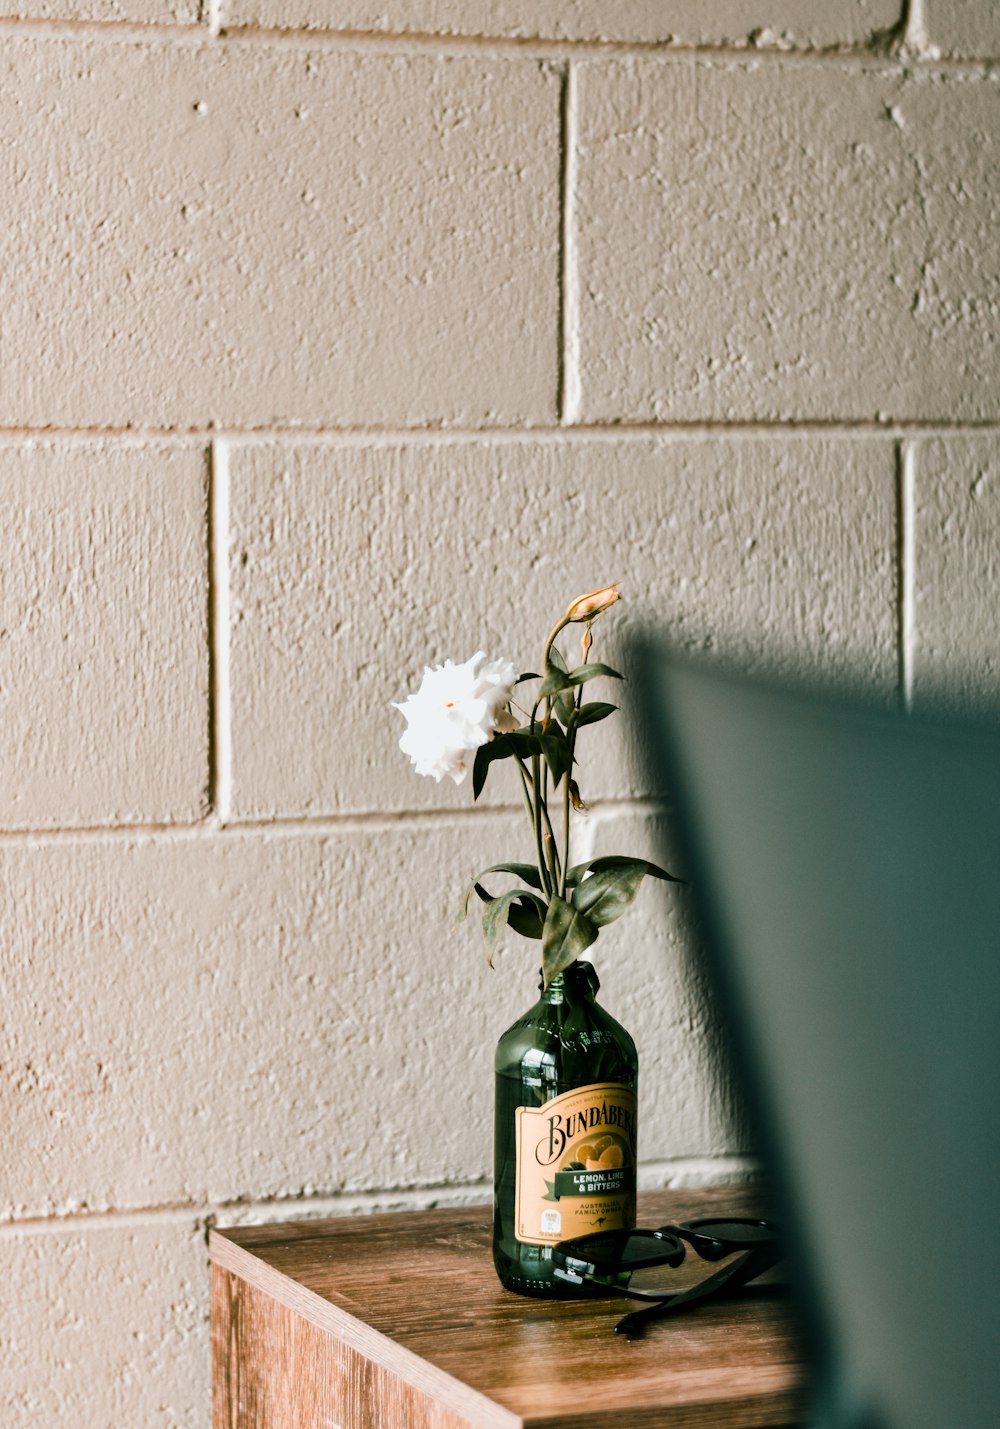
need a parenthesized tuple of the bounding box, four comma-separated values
(1, 3, 998, 1423)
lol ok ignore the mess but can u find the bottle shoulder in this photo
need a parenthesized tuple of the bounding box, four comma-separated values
(495, 994, 637, 1080)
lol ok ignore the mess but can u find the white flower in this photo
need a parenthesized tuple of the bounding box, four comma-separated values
(393, 651, 517, 784)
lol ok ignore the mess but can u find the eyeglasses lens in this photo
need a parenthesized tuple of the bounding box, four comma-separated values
(567, 1231, 636, 1269)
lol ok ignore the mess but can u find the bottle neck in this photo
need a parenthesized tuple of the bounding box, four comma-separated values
(538, 960, 600, 1005)
(540, 972, 567, 1005)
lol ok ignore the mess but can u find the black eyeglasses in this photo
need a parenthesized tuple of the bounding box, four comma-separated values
(552, 1216, 785, 1337)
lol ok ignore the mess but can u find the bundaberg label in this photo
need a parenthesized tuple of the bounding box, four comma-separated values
(513, 1081, 638, 1246)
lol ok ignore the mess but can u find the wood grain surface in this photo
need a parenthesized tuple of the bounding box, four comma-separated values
(211, 1185, 808, 1428)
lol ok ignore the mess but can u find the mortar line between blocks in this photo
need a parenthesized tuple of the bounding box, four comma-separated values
(0, 1157, 762, 1235)
(0, 803, 537, 847)
(0, 1182, 493, 1236)
(1, 421, 1000, 445)
(898, 440, 917, 711)
(170, 25, 1000, 73)
(0, 798, 673, 846)
(559, 62, 581, 426)
(209, 437, 232, 824)
(0, 19, 995, 70)
(207, 0, 222, 39)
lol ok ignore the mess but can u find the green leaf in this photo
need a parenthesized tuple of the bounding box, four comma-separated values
(515, 671, 541, 684)
(467, 706, 593, 802)
(538, 731, 573, 788)
(570, 701, 618, 729)
(553, 688, 577, 727)
(538, 660, 622, 700)
(472, 735, 514, 801)
(470, 728, 537, 799)
(571, 864, 647, 927)
(538, 667, 574, 698)
(541, 896, 598, 988)
(456, 863, 546, 922)
(506, 728, 546, 756)
(505, 895, 546, 941)
(474, 727, 576, 797)
(537, 644, 572, 698)
(566, 662, 623, 685)
(566, 854, 685, 887)
(482, 862, 546, 890)
(481, 888, 548, 966)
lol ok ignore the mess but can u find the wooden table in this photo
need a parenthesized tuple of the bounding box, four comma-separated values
(211, 1185, 808, 1428)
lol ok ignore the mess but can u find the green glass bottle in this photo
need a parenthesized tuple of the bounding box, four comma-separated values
(492, 959, 639, 1297)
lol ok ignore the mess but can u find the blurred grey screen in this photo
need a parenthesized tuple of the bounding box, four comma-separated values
(638, 644, 1000, 1429)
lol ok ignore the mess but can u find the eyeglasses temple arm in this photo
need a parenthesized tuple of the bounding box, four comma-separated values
(613, 1244, 784, 1338)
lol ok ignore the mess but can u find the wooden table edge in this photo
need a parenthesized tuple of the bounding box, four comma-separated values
(210, 1225, 524, 1429)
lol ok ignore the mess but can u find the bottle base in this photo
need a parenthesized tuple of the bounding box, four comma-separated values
(493, 1252, 614, 1300)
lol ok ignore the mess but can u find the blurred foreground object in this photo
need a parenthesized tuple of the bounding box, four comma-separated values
(635, 641, 1000, 1429)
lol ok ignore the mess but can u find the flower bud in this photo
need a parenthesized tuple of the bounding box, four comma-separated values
(568, 779, 589, 813)
(565, 583, 621, 623)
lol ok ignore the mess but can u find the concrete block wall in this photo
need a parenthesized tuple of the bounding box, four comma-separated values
(1, 3, 997, 1422)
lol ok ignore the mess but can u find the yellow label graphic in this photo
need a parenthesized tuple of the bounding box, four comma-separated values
(514, 1082, 638, 1246)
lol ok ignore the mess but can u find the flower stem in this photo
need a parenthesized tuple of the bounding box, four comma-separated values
(537, 709, 561, 890)
(542, 615, 571, 672)
(525, 616, 575, 899)
(540, 790, 561, 891)
(530, 615, 572, 730)
(530, 752, 550, 898)
(560, 624, 592, 898)
(514, 753, 551, 898)
(560, 781, 571, 899)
